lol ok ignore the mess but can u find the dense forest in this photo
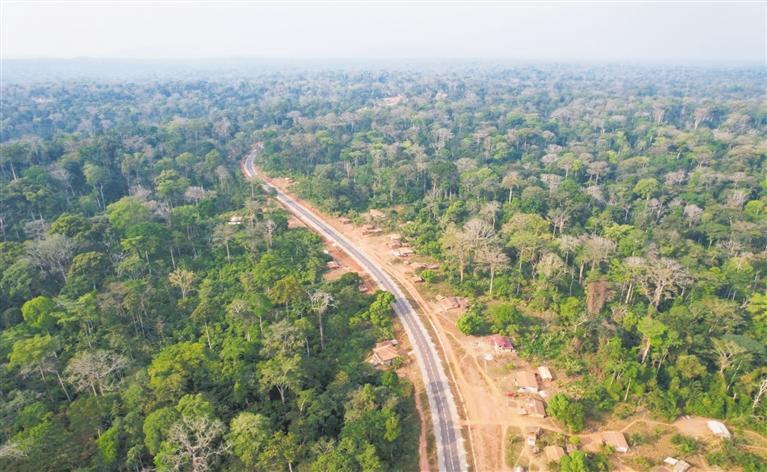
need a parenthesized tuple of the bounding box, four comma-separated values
(247, 66, 767, 467)
(0, 76, 419, 471)
(2, 64, 767, 471)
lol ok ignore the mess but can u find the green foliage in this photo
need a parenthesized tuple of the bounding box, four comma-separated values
(20, 296, 57, 332)
(143, 407, 179, 456)
(3, 65, 767, 470)
(457, 312, 485, 335)
(547, 393, 585, 433)
(670, 433, 699, 455)
(147, 342, 208, 402)
(228, 412, 271, 467)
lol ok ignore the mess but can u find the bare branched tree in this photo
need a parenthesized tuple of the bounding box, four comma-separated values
(65, 350, 129, 396)
(309, 291, 334, 350)
(26, 234, 75, 281)
(169, 267, 196, 300)
(160, 415, 229, 472)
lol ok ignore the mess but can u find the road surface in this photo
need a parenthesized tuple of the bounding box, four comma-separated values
(242, 149, 467, 472)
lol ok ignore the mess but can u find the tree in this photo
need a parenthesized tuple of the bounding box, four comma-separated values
(365, 291, 395, 339)
(711, 338, 749, 379)
(64, 350, 129, 396)
(106, 196, 152, 233)
(228, 412, 271, 467)
(155, 415, 228, 472)
(441, 224, 472, 284)
(457, 312, 484, 335)
(476, 243, 509, 296)
(168, 267, 195, 300)
(259, 218, 278, 249)
(25, 234, 75, 282)
(21, 295, 57, 332)
(259, 354, 302, 404)
(259, 431, 298, 472)
(633, 256, 693, 308)
(212, 223, 236, 261)
(148, 342, 208, 402)
(144, 407, 180, 455)
(559, 450, 590, 472)
(8, 334, 71, 401)
(269, 275, 304, 310)
(547, 393, 585, 432)
(65, 251, 109, 294)
(309, 290, 334, 350)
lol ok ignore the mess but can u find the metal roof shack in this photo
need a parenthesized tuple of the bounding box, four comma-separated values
(367, 340, 400, 366)
(525, 426, 541, 450)
(484, 335, 514, 353)
(392, 247, 415, 257)
(538, 366, 553, 382)
(602, 431, 629, 453)
(435, 295, 468, 312)
(525, 398, 546, 418)
(367, 209, 386, 219)
(514, 370, 539, 393)
(544, 445, 566, 463)
(662, 457, 692, 472)
(707, 420, 731, 439)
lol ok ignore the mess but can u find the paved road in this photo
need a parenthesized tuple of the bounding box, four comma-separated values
(242, 150, 467, 472)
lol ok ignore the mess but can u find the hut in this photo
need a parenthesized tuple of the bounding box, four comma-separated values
(707, 420, 731, 439)
(602, 431, 629, 453)
(538, 366, 553, 382)
(544, 445, 566, 463)
(514, 371, 539, 394)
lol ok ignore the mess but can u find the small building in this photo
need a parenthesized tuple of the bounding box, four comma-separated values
(227, 215, 243, 225)
(707, 420, 731, 439)
(544, 445, 566, 463)
(663, 457, 692, 472)
(326, 260, 341, 270)
(514, 371, 539, 394)
(392, 247, 415, 257)
(538, 366, 553, 382)
(339, 217, 352, 224)
(525, 426, 542, 449)
(368, 209, 386, 219)
(602, 431, 629, 453)
(367, 340, 400, 366)
(436, 296, 469, 312)
(484, 335, 514, 353)
(425, 263, 440, 270)
(526, 398, 546, 418)
(410, 274, 424, 284)
(388, 233, 402, 241)
(387, 239, 403, 249)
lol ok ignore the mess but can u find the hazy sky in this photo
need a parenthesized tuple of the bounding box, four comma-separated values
(3, 1, 766, 64)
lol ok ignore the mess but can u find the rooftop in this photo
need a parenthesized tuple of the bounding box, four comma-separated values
(602, 431, 629, 452)
(515, 370, 539, 390)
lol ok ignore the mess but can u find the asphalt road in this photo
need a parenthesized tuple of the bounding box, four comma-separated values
(242, 150, 467, 472)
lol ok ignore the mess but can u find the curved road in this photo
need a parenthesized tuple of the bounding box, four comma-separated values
(242, 150, 467, 472)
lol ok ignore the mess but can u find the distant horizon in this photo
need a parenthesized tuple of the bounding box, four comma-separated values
(2, 2, 765, 65)
(4, 56, 765, 68)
